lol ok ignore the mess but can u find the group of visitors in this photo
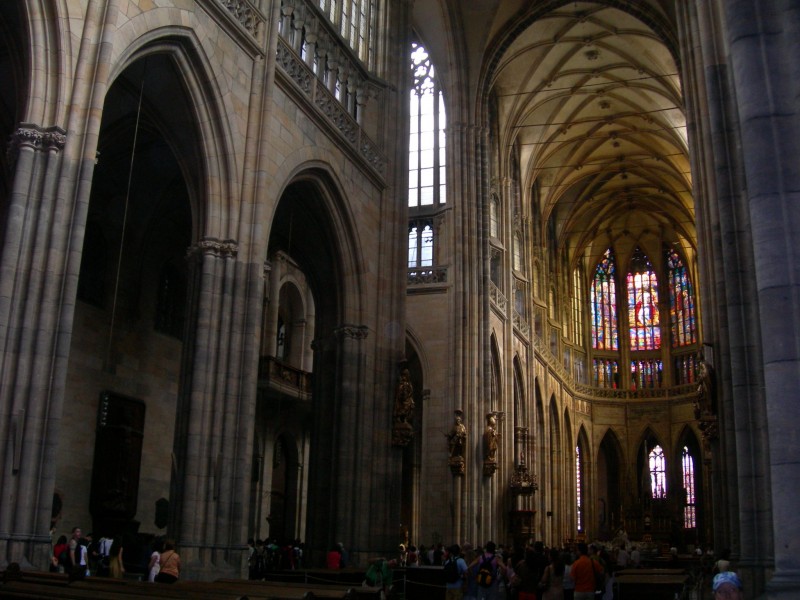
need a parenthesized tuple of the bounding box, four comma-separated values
(406, 538, 746, 600)
(247, 537, 306, 578)
(50, 527, 180, 583)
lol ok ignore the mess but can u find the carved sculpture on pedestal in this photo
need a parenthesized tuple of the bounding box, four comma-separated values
(392, 367, 415, 447)
(446, 409, 467, 475)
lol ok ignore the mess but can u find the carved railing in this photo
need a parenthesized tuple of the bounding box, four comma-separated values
(276, 0, 387, 175)
(532, 332, 698, 402)
(201, 0, 266, 55)
(407, 266, 448, 285)
(490, 281, 507, 313)
(513, 310, 530, 338)
(258, 356, 313, 400)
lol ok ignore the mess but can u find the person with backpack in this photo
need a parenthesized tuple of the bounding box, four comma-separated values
(469, 541, 507, 600)
(444, 544, 469, 599)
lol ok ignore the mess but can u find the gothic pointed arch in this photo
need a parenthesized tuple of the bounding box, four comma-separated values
(597, 428, 624, 536)
(547, 395, 562, 544)
(490, 333, 502, 409)
(636, 428, 668, 500)
(576, 425, 591, 536)
(513, 355, 526, 423)
(267, 166, 371, 562)
(676, 426, 704, 538)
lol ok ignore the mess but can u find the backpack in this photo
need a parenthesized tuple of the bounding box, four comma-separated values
(443, 557, 461, 584)
(476, 554, 496, 588)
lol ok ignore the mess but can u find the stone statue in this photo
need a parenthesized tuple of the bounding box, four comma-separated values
(694, 358, 718, 439)
(392, 368, 415, 446)
(446, 410, 467, 475)
(483, 413, 498, 476)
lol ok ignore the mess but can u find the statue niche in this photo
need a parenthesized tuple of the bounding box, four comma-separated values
(392, 368, 415, 447)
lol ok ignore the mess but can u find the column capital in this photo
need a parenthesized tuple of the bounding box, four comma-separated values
(7, 123, 67, 166)
(186, 237, 239, 260)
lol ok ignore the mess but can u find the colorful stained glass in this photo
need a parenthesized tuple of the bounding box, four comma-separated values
(591, 249, 618, 350)
(630, 359, 663, 389)
(682, 446, 696, 528)
(576, 445, 583, 531)
(627, 247, 661, 350)
(667, 248, 696, 347)
(649, 445, 667, 499)
(593, 359, 619, 389)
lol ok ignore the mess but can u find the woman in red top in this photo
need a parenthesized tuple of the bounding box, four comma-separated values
(51, 535, 68, 573)
(326, 544, 342, 569)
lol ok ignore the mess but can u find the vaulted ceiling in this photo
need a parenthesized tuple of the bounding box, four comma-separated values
(415, 0, 694, 269)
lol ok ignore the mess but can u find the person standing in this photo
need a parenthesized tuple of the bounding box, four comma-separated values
(569, 543, 603, 600)
(326, 544, 342, 569)
(154, 540, 181, 583)
(108, 536, 125, 578)
(539, 548, 565, 600)
(444, 544, 469, 600)
(470, 541, 506, 600)
(147, 538, 162, 582)
(67, 527, 89, 580)
(712, 572, 744, 599)
(51, 535, 68, 573)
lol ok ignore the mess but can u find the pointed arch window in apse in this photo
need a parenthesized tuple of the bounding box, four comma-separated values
(667, 248, 696, 347)
(682, 446, 697, 528)
(628, 247, 661, 350)
(591, 249, 618, 350)
(576, 444, 584, 531)
(410, 42, 446, 208)
(649, 445, 667, 499)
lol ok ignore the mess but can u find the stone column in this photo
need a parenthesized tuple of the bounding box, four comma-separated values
(0, 124, 71, 569)
(171, 238, 257, 580)
(722, 2, 800, 597)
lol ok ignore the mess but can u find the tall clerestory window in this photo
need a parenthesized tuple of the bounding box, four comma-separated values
(572, 266, 584, 346)
(409, 41, 446, 208)
(591, 249, 618, 350)
(682, 446, 696, 528)
(649, 444, 667, 499)
(408, 220, 433, 268)
(627, 247, 661, 351)
(318, 0, 378, 68)
(667, 248, 696, 347)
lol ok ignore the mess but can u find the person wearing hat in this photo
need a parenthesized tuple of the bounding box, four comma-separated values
(712, 572, 744, 599)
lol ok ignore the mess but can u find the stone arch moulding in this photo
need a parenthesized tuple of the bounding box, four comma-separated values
(270, 164, 367, 319)
(108, 29, 239, 239)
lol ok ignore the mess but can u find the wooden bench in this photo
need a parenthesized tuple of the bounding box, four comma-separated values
(214, 577, 382, 599)
(1, 569, 375, 600)
(613, 572, 689, 600)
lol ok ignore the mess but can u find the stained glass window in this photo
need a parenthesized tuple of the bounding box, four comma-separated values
(667, 248, 696, 347)
(649, 445, 667, 499)
(576, 444, 583, 531)
(572, 267, 584, 346)
(630, 359, 663, 389)
(674, 353, 700, 385)
(627, 247, 661, 350)
(591, 249, 618, 350)
(593, 359, 619, 389)
(410, 42, 446, 208)
(682, 446, 696, 528)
